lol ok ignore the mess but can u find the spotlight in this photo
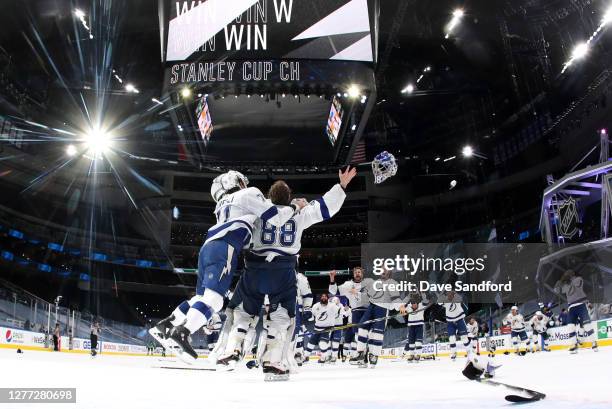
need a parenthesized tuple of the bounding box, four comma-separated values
(435, 156, 441, 162)
(66, 145, 77, 156)
(402, 84, 415, 94)
(181, 88, 192, 98)
(462, 145, 474, 157)
(74, 9, 85, 19)
(603, 5, 612, 25)
(450, 180, 458, 190)
(446, 8, 464, 36)
(347, 84, 360, 98)
(84, 129, 112, 154)
(571, 42, 589, 60)
(125, 84, 139, 93)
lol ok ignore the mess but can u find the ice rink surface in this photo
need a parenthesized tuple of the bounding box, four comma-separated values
(1, 347, 610, 409)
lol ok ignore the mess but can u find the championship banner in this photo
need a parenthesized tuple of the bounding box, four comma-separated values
(164, 0, 375, 63)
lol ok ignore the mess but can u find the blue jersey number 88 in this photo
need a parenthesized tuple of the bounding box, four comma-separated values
(260, 220, 296, 247)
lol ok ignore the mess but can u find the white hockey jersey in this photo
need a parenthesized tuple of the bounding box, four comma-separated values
(332, 302, 351, 325)
(406, 303, 427, 326)
(443, 294, 466, 323)
(312, 302, 340, 330)
(360, 277, 403, 311)
(528, 314, 549, 332)
(329, 279, 370, 310)
(206, 187, 296, 248)
(296, 272, 313, 309)
(504, 313, 526, 332)
(466, 321, 479, 338)
(554, 276, 588, 307)
(250, 184, 346, 259)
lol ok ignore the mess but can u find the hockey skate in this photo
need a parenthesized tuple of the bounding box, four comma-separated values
(330, 356, 337, 364)
(149, 315, 177, 351)
(168, 325, 198, 363)
(414, 354, 421, 362)
(592, 341, 598, 352)
(569, 343, 579, 354)
(216, 351, 240, 371)
(450, 352, 457, 361)
(349, 351, 366, 366)
(406, 354, 414, 363)
(368, 353, 378, 368)
(263, 363, 290, 382)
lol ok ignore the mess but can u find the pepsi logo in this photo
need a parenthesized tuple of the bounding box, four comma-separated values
(5, 329, 12, 343)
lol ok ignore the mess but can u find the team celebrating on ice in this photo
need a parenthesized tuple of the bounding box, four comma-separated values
(148, 167, 600, 381)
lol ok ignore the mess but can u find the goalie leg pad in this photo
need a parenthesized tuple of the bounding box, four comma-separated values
(261, 306, 291, 365)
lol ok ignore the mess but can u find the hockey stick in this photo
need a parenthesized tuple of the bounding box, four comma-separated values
(477, 378, 546, 403)
(310, 306, 428, 334)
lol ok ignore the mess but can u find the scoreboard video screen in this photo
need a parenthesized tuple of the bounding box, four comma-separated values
(196, 96, 213, 144)
(326, 96, 343, 146)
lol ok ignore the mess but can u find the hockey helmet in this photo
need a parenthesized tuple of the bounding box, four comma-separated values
(210, 170, 249, 202)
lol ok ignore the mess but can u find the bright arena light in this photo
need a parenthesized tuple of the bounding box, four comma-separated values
(347, 85, 361, 98)
(571, 42, 589, 60)
(462, 145, 474, 157)
(603, 5, 612, 25)
(402, 84, 415, 94)
(181, 88, 192, 98)
(74, 9, 85, 19)
(66, 144, 77, 156)
(125, 83, 139, 93)
(446, 8, 465, 36)
(84, 129, 112, 155)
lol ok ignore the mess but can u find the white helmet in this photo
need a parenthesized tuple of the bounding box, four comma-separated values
(210, 170, 249, 202)
(511, 306, 519, 311)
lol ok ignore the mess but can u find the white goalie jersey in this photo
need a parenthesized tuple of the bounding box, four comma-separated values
(250, 184, 346, 259)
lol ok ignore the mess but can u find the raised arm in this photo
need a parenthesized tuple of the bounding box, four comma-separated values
(294, 167, 356, 229)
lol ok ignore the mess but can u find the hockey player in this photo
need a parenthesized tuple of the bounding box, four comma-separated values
(329, 267, 369, 358)
(462, 350, 501, 380)
(330, 297, 351, 363)
(305, 293, 340, 363)
(443, 291, 470, 360)
(216, 167, 356, 377)
(503, 306, 530, 355)
(294, 271, 313, 366)
(401, 298, 428, 362)
(350, 269, 402, 368)
(554, 270, 598, 353)
(150, 171, 304, 362)
(528, 311, 549, 353)
(466, 317, 479, 354)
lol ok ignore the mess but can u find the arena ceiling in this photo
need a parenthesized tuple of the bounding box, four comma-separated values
(0, 0, 610, 179)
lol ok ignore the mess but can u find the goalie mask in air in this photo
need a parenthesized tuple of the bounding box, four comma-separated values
(210, 170, 249, 202)
(372, 151, 398, 184)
